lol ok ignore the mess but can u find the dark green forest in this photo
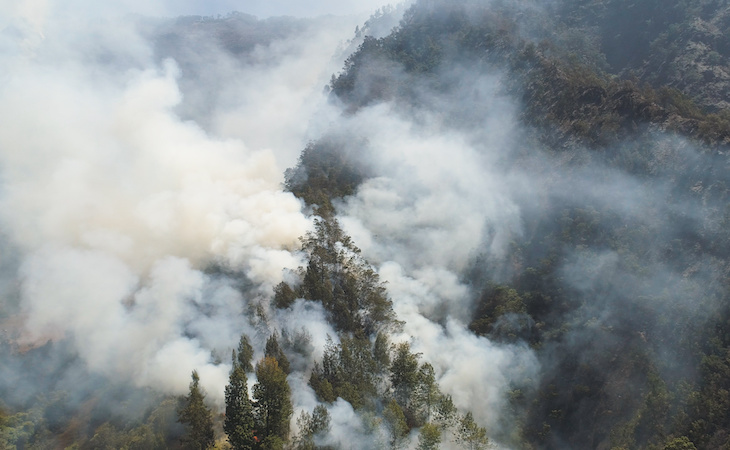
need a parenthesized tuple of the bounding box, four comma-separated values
(3, 0, 730, 449)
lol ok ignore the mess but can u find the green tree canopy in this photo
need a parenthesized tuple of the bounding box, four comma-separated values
(237, 334, 255, 374)
(177, 371, 215, 450)
(253, 357, 293, 445)
(390, 343, 421, 410)
(383, 399, 408, 450)
(293, 404, 331, 450)
(225, 355, 255, 450)
(417, 423, 441, 450)
(455, 411, 489, 450)
(265, 332, 291, 375)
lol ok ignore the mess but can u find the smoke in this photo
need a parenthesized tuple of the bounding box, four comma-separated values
(4, 0, 723, 448)
(323, 17, 728, 446)
(0, 0, 373, 408)
(328, 63, 540, 438)
(1, 0, 539, 442)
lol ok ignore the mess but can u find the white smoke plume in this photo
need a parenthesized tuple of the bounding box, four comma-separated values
(1, 0, 541, 447)
(335, 78, 539, 435)
(0, 0, 369, 405)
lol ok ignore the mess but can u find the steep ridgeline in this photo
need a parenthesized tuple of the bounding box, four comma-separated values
(291, 0, 730, 449)
(279, 160, 490, 448)
(331, 0, 730, 148)
(5, 1, 730, 449)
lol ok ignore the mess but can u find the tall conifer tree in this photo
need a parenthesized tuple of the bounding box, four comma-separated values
(178, 371, 215, 450)
(225, 351, 256, 449)
(253, 356, 293, 447)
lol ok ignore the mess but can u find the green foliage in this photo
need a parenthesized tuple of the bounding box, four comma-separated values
(12, 2, 730, 450)
(237, 334, 255, 374)
(257, 434, 284, 450)
(308, 365, 336, 404)
(383, 399, 408, 450)
(265, 332, 291, 375)
(410, 362, 455, 429)
(662, 436, 697, 450)
(224, 360, 255, 450)
(285, 137, 368, 216)
(320, 3, 730, 448)
(85, 422, 164, 450)
(469, 285, 526, 337)
(390, 342, 421, 413)
(455, 412, 490, 450)
(281, 328, 314, 371)
(329, 0, 730, 148)
(413, 363, 439, 424)
(273, 282, 297, 309)
(297, 217, 396, 335)
(293, 405, 330, 450)
(0, 410, 37, 450)
(308, 335, 379, 409)
(178, 371, 215, 450)
(374, 332, 391, 373)
(416, 423, 441, 450)
(253, 357, 293, 444)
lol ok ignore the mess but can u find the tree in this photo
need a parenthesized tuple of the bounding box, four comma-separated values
(433, 394, 457, 429)
(265, 332, 291, 374)
(309, 405, 331, 438)
(662, 436, 697, 450)
(237, 334, 255, 374)
(455, 412, 490, 450)
(374, 332, 390, 374)
(225, 352, 256, 450)
(178, 371, 215, 450)
(253, 357, 293, 446)
(273, 282, 297, 309)
(297, 217, 396, 335)
(294, 404, 331, 450)
(383, 399, 408, 450)
(413, 363, 439, 425)
(390, 343, 420, 410)
(417, 423, 441, 450)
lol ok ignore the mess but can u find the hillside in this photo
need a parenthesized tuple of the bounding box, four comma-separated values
(2, 1, 730, 449)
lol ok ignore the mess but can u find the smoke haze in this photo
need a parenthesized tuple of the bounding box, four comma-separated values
(0, 0, 358, 406)
(4, 0, 727, 448)
(0, 2, 540, 447)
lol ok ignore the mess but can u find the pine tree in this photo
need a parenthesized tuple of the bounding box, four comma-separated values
(374, 332, 391, 373)
(237, 334, 255, 374)
(383, 399, 408, 450)
(225, 351, 256, 450)
(265, 332, 291, 374)
(417, 423, 441, 450)
(293, 404, 331, 450)
(390, 343, 420, 409)
(413, 363, 439, 425)
(273, 281, 297, 309)
(455, 412, 490, 450)
(253, 357, 293, 446)
(178, 370, 215, 450)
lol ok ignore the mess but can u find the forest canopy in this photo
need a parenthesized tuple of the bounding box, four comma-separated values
(3, 0, 730, 449)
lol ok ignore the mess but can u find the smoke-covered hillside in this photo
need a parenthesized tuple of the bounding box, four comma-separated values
(2, 0, 730, 449)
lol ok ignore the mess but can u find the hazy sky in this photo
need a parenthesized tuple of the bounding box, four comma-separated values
(1, 0, 393, 38)
(49, 0, 393, 18)
(170, 0, 393, 18)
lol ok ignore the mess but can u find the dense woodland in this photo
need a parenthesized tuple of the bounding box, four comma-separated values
(4, 0, 730, 449)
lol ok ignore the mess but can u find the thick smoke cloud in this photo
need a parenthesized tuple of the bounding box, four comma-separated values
(326, 26, 728, 446)
(7, 0, 720, 448)
(0, 0, 365, 406)
(327, 63, 542, 439)
(0, 3, 545, 443)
